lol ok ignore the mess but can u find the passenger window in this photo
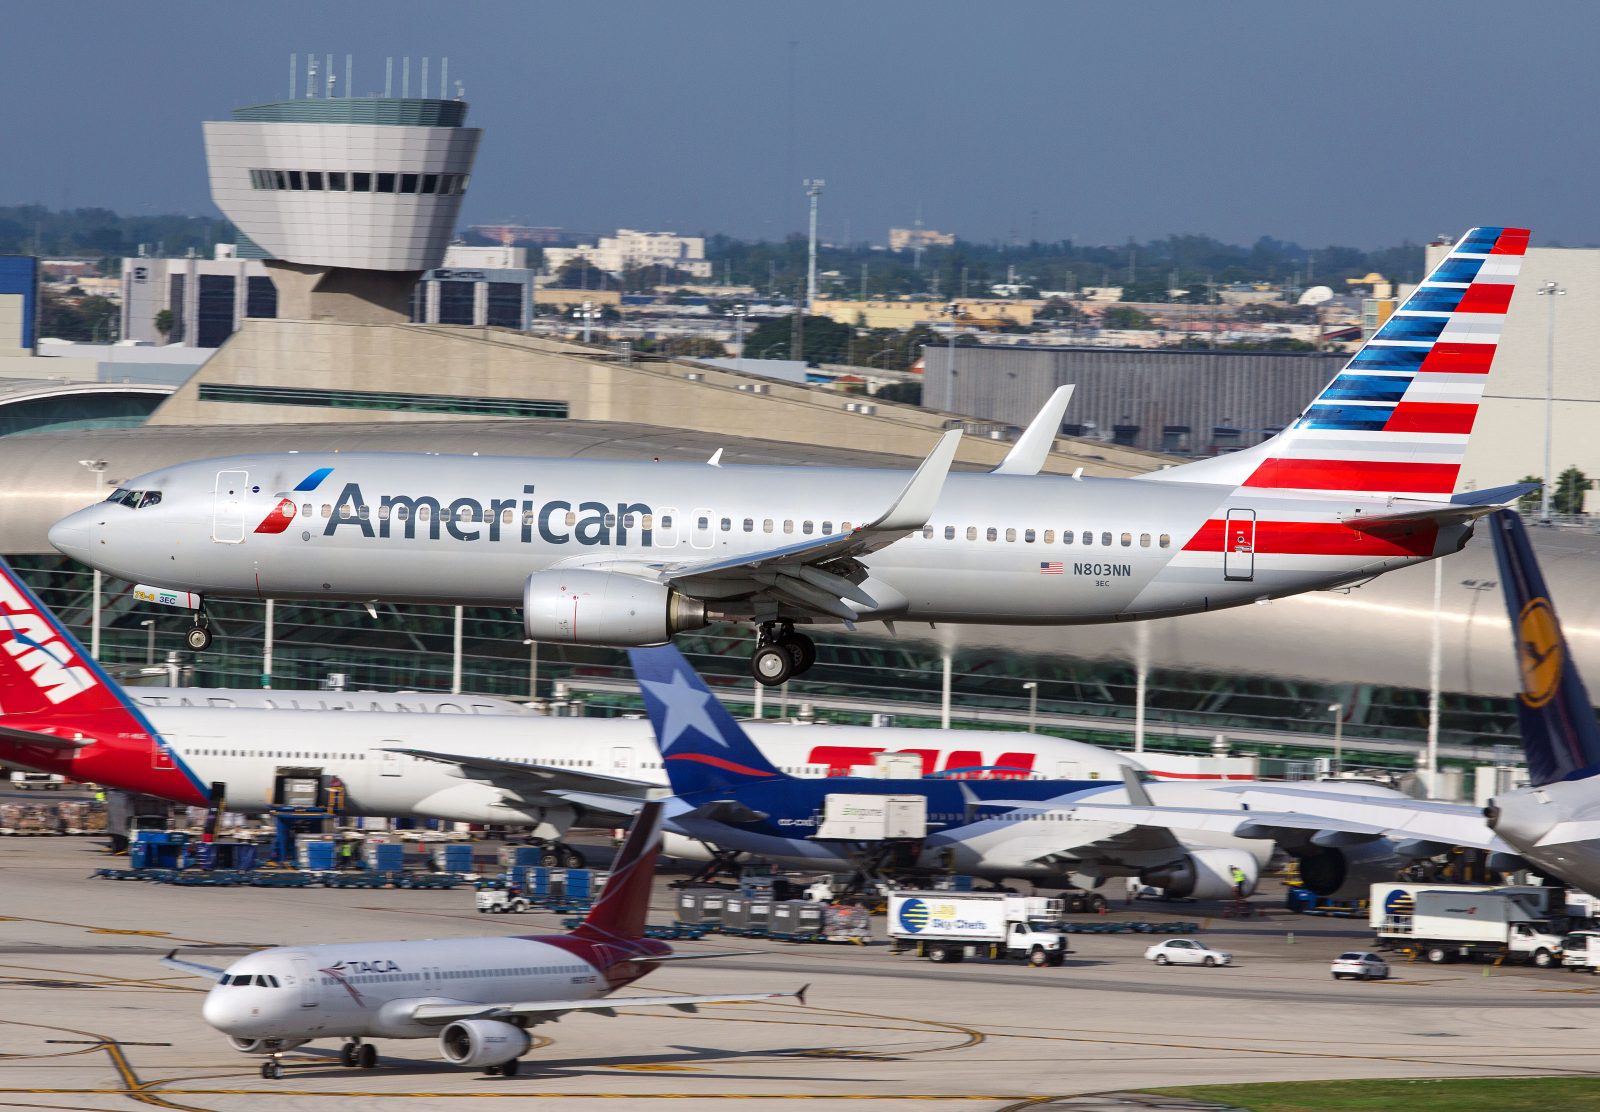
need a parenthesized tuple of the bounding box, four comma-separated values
(605, 513, 617, 528)
(986, 527, 998, 542)
(944, 526, 956, 540)
(641, 514, 652, 530)
(1159, 533, 1171, 548)
(378, 506, 391, 520)
(661, 514, 673, 529)
(1024, 529, 1035, 543)
(358, 505, 370, 520)
(922, 526, 933, 539)
(802, 521, 814, 535)
(698, 516, 710, 530)
(763, 518, 774, 533)
(1101, 532, 1112, 546)
(966, 527, 978, 541)
(321, 504, 331, 518)
(822, 521, 834, 535)
(1043, 529, 1055, 544)
(416, 505, 431, 521)
(720, 517, 731, 532)
(503, 508, 515, 525)
(1005, 528, 1016, 542)
(1120, 532, 1132, 546)
(743, 518, 754, 532)
(1140, 533, 1151, 547)
(784, 520, 794, 534)
(566, 512, 578, 527)
(1080, 531, 1091, 545)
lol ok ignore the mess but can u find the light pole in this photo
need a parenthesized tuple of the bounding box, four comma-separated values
(1537, 279, 1567, 524)
(727, 302, 748, 360)
(78, 459, 107, 658)
(572, 300, 602, 344)
(804, 179, 824, 310)
(1327, 702, 1343, 776)
(140, 619, 155, 666)
(944, 301, 964, 411)
(1022, 682, 1038, 734)
(522, 637, 539, 702)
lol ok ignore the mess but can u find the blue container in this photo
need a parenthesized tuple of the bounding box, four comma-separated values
(297, 840, 338, 872)
(129, 843, 151, 869)
(506, 846, 543, 869)
(528, 867, 551, 897)
(565, 869, 593, 900)
(368, 843, 405, 872)
(435, 844, 474, 873)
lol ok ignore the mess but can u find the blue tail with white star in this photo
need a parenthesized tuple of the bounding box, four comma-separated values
(627, 646, 787, 795)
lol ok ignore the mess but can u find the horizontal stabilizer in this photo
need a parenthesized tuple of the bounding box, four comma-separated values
(0, 725, 92, 749)
(623, 950, 762, 963)
(1452, 482, 1540, 507)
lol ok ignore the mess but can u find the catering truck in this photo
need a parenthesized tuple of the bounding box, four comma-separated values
(888, 891, 1069, 966)
(1373, 884, 1567, 966)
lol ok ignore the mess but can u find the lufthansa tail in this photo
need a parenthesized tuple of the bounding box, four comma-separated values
(1148, 226, 1530, 500)
(627, 645, 786, 796)
(1487, 508, 1600, 786)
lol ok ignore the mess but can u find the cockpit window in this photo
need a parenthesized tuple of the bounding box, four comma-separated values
(104, 489, 163, 509)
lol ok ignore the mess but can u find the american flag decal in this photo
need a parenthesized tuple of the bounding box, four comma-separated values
(1039, 561, 1064, 575)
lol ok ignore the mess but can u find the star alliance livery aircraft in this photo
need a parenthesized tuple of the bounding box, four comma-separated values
(51, 227, 1530, 684)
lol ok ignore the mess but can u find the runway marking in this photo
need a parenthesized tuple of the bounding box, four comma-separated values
(90, 929, 173, 937)
(0, 1090, 1045, 1101)
(607, 1063, 705, 1072)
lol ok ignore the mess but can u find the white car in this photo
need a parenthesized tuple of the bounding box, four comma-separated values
(1330, 951, 1389, 980)
(1144, 938, 1232, 967)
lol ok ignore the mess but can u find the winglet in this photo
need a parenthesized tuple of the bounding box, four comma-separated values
(994, 386, 1074, 476)
(797, 982, 810, 1006)
(707, 448, 723, 468)
(870, 429, 962, 532)
(1120, 765, 1153, 807)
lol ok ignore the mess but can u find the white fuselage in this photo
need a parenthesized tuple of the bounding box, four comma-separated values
(203, 937, 600, 1042)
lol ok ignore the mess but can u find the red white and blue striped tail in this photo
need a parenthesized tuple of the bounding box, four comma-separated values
(1152, 226, 1529, 500)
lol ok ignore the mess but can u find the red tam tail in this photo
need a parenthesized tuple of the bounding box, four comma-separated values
(572, 802, 663, 944)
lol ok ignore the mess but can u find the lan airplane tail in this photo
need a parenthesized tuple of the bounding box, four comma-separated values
(627, 645, 787, 796)
(1487, 508, 1600, 786)
(1147, 226, 1529, 500)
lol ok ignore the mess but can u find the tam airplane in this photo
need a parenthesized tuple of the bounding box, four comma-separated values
(163, 802, 804, 1079)
(49, 228, 1533, 685)
(0, 555, 1140, 860)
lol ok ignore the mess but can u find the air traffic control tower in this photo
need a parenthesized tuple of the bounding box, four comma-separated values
(203, 94, 480, 323)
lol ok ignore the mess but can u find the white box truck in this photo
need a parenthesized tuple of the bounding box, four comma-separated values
(888, 891, 1069, 966)
(1560, 929, 1600, 972)
(816, 795, 928, 841)
(1373, 885, 1567, 966)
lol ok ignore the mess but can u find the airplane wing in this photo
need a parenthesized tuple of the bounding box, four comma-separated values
(161, 950, 227, 982)
(409, 986, 806, 1025)
(654, 430, 962, 621)
(545, 789, 650, 818)
(377, 748, 652, 799)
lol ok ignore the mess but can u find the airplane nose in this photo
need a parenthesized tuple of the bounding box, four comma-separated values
(47, 513, 92, 559)
(201, 988, 236, 1030)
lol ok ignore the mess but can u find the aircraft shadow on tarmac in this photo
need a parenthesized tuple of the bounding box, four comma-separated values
(277, 1039, 855, 1079)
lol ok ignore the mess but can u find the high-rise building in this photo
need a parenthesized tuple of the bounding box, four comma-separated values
(203, 95, 481, 324)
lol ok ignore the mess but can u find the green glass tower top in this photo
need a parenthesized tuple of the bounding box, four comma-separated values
(230, 98, 467, 127)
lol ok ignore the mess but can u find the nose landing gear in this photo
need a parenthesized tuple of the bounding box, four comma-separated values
(185, 616, 213, 652)
(749, 623, 817, 687)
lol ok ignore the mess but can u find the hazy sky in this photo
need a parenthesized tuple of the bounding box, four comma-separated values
(5, 1, 1595, 248)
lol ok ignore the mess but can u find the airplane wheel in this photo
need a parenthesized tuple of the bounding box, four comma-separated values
(358, 1043, 378, 1069)
(261, 1060, 282, 1080)
(751, 644, 792, 687)
(340, 1042, 358, 1067)
(501, 1058, 521, 1077)
(186, 625, 213, 651)
(780, 632, 817, 675)
(562, 850, 586, 869)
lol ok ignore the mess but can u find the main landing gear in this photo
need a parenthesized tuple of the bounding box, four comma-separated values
(339, 1039, 377, 1069)
(750, 623, 816, 687)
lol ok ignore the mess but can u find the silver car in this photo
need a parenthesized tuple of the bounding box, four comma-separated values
(1330, 951, 1389, 980)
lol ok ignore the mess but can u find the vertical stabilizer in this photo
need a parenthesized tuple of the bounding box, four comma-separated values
(1146, 226, 1529, 499)
(1487, 509, 1600, 786)
(572, 801, 664, 944)
(627, 645, 786, 795)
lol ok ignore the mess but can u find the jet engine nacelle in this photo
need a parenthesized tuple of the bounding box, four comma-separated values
(229, 1036, 306, 1055)
(523, 570, 707, 647)
(1141, 849, 1259, 900)
(440, 1019, 532, 1068)
(1292, 840, 1408, 900)
(662, 831, 715, 862)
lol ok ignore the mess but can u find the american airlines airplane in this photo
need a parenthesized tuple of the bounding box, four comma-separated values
(50, 228, 1531, 684)
(163, 802, 804, 1079)
(0, 556, 1140, 857)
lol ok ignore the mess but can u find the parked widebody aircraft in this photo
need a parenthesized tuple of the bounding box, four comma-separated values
(0, 556, 1143, 858)
(624, 644, 1428, 899)
(163, 801, 804, 1079)
(51, 229, 1531, 685)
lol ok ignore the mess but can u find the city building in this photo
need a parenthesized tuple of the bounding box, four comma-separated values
(810, 297, 1038, 331)
(120, 250, 276, 347)
(543, 229, 712, 280)
(888, 227, 955, 251)
(0, 256, 38, 356)
(203, 92, 480, 323)
(468, 224, 567, 247)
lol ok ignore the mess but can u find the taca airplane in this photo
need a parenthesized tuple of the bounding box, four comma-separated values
(0, 555, 1139, 858)
(163, 801, 804, 1079)
(50, 227, 1530, 684)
